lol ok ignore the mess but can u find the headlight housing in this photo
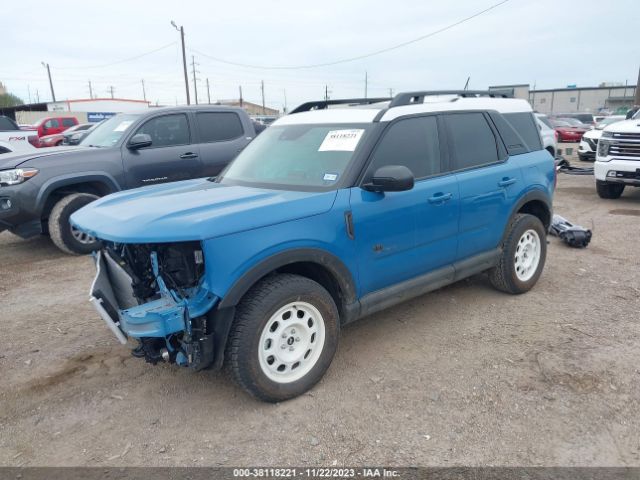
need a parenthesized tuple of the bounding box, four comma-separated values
(0, 168, 39, 186)
(597, 131, 613, 159)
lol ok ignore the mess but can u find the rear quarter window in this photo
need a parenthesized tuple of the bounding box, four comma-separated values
(503, 112, 543, 152)
(196, 112, 244, 142)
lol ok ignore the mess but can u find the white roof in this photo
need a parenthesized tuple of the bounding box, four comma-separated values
(277, 95, 533, 126)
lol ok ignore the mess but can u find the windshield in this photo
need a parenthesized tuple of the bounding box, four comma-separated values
(634, 110, 640, 120)
(536, 115, 553, 129)
(596, 117, 625, 129)
(218, 123, 372, 190)
(80, 113, 141, 147)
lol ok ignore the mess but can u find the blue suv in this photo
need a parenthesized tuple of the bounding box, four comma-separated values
(72, 91, 555, 402)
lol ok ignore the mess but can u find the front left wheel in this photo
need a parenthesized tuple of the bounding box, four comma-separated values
(226, 273, 340, 402)
(48, 193, 101, 255)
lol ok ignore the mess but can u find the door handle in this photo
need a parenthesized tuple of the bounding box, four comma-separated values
(427, 192, 453, 204)
(498, 177, 516, 187)
(180, 152, 199, 159)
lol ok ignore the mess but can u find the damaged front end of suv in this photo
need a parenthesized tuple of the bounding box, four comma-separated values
(91, 241, 218, 370)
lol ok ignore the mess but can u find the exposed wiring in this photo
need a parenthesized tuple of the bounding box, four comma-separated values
(189, 0, 511, 70)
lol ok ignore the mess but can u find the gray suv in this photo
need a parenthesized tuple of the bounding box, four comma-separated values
(0, 105, 257, 254)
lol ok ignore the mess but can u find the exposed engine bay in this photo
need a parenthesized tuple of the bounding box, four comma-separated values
(91, 241, 218, 371)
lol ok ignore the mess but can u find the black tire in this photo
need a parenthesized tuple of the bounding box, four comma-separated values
(596, 180, 624, 199)
(226, 273, 339, 402)
(489, 213, 547, 295)
(48, 193, 101, 255)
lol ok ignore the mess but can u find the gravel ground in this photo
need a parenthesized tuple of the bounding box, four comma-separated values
(1, 167, 639, 467)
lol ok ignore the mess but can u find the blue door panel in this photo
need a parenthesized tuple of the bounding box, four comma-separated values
(456, 159, 524, 260)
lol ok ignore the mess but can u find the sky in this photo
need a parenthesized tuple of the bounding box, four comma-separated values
(2, 0, 639, 112)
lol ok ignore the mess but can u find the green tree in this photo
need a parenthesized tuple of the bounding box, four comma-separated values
(0, 93, 24, 108)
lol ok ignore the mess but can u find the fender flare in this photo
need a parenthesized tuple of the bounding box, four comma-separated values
(35, 172, 121, 213)
(217, 247, 357, 309)
(505, 189, 552, 236)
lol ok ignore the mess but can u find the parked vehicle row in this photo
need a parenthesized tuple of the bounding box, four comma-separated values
(578, 115, 626, 161)
(594, 109, 640, 199)
(0, 105, 258, 253)
(69, 91, 555, 402)
(38, 123, 95, 147)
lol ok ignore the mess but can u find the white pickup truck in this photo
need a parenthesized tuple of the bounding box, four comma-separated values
(0, 116, 38, 154)
(594, 109, 640, 198)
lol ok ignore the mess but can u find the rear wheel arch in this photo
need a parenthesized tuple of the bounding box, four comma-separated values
(509, 190, 552, 233)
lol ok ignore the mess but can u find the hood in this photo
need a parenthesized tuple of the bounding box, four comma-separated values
(0, 145, 96, 170)
(603, 119, 640, 134)
(583, 128, 602, 140)
(70, 179, 338, 243)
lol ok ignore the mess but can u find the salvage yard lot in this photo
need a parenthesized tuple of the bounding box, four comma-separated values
(1, 172, 639, 466)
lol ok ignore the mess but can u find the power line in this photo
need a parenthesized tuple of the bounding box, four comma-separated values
(52, 41, 177, 70)
(189, 0, 511, 70)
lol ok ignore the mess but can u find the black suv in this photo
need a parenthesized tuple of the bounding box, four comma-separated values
(0, 105, 257, 254)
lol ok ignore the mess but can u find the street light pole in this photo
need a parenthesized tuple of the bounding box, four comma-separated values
(171, 21, 190, 105)
(41, 62, 56, 102)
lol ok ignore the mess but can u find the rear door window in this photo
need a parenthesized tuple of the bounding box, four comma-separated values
(45, 119, 59, 129)
(366, 116, 441, 180)
(62, 118, 76, 127)
(445, 113, 499, 170)
(196, 112, 244, 142)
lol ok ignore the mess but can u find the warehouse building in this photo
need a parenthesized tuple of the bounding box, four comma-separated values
(489, 84, 637, 115)
(0, 98, 150, 125)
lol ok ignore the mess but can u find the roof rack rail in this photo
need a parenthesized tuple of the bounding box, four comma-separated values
(388, 90, 513, 108)
(290, 97, 391, 114)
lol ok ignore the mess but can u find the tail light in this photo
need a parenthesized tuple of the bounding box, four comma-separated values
(28, 135, 40, 148)
(554, 131, 559, 142)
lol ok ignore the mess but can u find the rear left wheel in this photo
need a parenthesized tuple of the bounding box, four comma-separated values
(226, 273, 339, 402)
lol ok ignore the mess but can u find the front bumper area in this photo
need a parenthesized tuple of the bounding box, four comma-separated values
(90, 249, 219, 365)
(594, 158, 640, 185)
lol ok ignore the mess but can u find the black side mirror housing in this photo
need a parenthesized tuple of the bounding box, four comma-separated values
(362, 165, 415, 192)
(127, 133, 152, 150)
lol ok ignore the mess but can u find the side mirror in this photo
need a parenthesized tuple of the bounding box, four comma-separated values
(127, 133, 152, 150)
(362, 165, 415, 193)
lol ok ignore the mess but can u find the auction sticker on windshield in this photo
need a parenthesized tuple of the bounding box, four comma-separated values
(114, 121, 134, 132)
(318, 129, 364, 152)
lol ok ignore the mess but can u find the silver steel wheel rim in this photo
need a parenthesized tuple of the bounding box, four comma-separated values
(70, 225, 96, 245)
(514, 229, 541, 282)
(258, 301, 326, 383)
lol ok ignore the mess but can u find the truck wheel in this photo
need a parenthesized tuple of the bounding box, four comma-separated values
(596, 180, 624, 199)
(48, 193, 100, 255)
(226, 273, 340, 402)
(489, 213, 546, 295)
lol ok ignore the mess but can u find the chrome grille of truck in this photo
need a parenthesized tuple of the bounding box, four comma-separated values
(609, 141, 640, 159)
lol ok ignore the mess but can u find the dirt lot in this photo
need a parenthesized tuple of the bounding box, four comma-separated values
(1, 168, 639, 467)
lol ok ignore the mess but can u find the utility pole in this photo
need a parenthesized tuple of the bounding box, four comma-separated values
(41, 62, 56, 102)
(261, 80, 266, 115)
(35, 90, 40, 103)
(239, 85, 243, 107)
(324, 85, 329, 101)
(141, 79, 146, 102)
(388, 88, 393, 98)
(283, 89, 287, 113)
(364, 71, 368, 99)
(88, 80, 93, 99)
(463, 76, 470, 90)
(171, 21, 190, 105)
(206, 78, 211, 104)
(27, 85, 32, 104)
(108, 86, 115, 99)
(191, 56, 199, 105)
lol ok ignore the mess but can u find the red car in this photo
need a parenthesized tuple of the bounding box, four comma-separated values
(37, 123, 94, 148)
(28, 116, 79, 138)
(549, 119, 587, 142)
